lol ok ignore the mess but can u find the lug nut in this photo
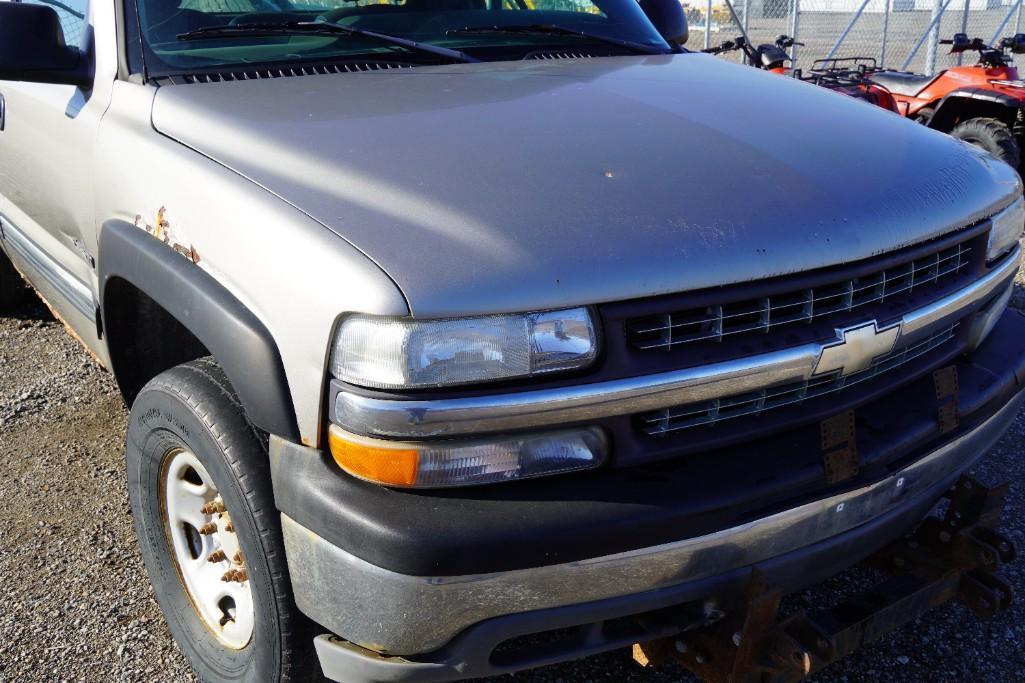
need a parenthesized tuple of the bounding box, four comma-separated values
(224, 521, 235, 533)
(200, 500, 227, 515)
(232, 551, 244, 565)
(221, 568, 249, 583)
(208, 550, 227, 563)
(199, 523, 217, 535)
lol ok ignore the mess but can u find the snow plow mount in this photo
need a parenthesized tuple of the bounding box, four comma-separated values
(632, 474, 1016, 683)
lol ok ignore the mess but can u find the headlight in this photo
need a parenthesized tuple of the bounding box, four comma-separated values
(330, 308, 598, 389)
(328, 425, 607, 487)
(987, 196, 1025, 262)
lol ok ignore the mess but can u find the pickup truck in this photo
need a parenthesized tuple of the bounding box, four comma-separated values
(0, 0, 1023, 681)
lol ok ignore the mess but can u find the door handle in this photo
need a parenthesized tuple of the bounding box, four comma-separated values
(0, 93, 5, 132)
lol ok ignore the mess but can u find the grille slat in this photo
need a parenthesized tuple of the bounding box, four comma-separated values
(629, 242, 971, 351)
(641, 323, 958, 435)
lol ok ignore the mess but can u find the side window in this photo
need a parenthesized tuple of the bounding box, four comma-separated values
(22, 0, 88, 47)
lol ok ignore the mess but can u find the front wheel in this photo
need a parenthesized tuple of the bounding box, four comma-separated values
(126, 358, 319, 683)
(949, 117, 1021, 169)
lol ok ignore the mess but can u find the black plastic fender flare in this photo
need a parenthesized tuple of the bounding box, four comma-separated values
(929, 87, 1025, 130)
(98, 219, 300, 441)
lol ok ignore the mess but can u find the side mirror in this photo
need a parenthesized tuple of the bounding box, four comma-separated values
(639, 0, 688, 46)
(0, 3, 92, 88)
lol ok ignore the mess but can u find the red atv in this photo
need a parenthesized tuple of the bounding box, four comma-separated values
(704, 34, 800, 74)
(851, 33, 1025, 167)
(707, 37, 899, 113)
(798, 58, 900, 114)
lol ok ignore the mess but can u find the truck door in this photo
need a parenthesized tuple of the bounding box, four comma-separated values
(0, 0, 113, 338)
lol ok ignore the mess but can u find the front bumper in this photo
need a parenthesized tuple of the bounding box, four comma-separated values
(271, 309, 1025, 682)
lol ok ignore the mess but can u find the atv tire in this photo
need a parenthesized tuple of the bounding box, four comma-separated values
(950, 117, 1021, 169)
(0, 251, 27, 311)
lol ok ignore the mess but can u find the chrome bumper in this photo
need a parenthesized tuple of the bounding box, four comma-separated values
(283, 387, 1024, 656)
(332, 247, 1020, 439)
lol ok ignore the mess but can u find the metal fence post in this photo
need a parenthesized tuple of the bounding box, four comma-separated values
(925, 0, 944, 74)
(880, 0, 892, 66)
(1016, 0, 1023, 34)
(988, 0, 1021, 45)
(742, 0, 750, 34)
(704, 0, 713, 49)
(905, 0, 954, 70)
(789, 0, 801, 65)
(824, 0, 872, 60)
(957, 0, 970, 66)
(724, 0, 750, 41)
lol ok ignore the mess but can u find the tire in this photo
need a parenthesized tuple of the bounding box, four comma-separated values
(126, 358, 320, 683)
(0, 251, 27, 310)
(949, 117, 1021, 169)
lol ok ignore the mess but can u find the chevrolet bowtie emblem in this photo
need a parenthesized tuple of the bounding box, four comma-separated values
(813, 321, 901, 377)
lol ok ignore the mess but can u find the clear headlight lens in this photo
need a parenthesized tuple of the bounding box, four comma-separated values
(987, 196, 1025, 262)
(328, 425, 607, 488)
(330, 308, 598, 389)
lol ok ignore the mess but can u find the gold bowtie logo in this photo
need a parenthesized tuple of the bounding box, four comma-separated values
(813, 321, 901, 377)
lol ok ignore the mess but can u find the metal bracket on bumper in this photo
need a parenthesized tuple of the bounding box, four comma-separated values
(633, 475, 1016, 683)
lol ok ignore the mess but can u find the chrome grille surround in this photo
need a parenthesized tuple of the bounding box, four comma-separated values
(330, 246, 1019, 440)
(641, 323, 958, 436)
(628, 241, 972, 351)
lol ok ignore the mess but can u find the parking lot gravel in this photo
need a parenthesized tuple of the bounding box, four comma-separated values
(2, 276, 1025, 683)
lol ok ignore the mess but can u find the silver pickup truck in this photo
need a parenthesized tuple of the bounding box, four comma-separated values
(1, 0, 1023, 681)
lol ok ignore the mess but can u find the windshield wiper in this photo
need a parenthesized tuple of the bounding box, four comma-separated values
(447, 24, 664, 55)
(178, 21, 479, 64)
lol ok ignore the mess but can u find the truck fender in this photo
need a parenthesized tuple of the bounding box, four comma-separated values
(98, 219, 300, 441)
(929, 88, 1024, 131)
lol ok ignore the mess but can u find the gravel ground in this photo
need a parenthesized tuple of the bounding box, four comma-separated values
(1, 275, 1025, 683)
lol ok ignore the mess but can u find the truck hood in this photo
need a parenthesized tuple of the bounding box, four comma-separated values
(151, 54, 1021, 317)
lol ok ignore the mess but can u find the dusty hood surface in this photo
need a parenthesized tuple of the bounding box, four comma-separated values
(152, 54, 1021, 317)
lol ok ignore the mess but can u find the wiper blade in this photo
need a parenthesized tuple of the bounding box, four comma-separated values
(178, 21, 479, 63)
(447, 24, 663, 54)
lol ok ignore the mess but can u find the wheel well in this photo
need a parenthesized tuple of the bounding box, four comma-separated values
(929, 97, 1019, 133)
(103, 276, 211, 405)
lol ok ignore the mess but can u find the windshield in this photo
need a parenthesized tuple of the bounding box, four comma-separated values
(130, 0, 672, 76)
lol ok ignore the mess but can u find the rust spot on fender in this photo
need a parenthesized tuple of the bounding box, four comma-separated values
(134, 207, 201, 265)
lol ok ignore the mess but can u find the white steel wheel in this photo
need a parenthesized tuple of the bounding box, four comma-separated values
(162, 447, 255, 649)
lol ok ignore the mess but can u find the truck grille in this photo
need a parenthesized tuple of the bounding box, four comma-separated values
(628, 241, 971, 351)
(640, 322, 958, 436)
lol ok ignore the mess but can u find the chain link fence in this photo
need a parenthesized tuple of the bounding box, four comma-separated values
(688, 0, 1025, 73)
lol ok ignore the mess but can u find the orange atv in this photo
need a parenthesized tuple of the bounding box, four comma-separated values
(857, 33, 1025, 168)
